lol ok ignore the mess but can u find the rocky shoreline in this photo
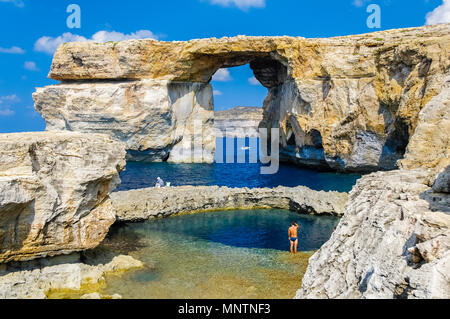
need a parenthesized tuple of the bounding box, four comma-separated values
(296, 168, 450, 299)
(0, 251, 144, 299)
(0, 183, 347, 299)
(111, 185, 348, 222)
(0, 131, 347, 299)
(0, 132, 126, 263)
(0, 24, 449, 299)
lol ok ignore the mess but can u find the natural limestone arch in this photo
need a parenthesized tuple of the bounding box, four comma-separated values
(203, 55, 288, 89)
(33, 24, 450, 173)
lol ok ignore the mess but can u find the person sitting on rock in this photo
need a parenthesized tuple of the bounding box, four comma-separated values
(155, 177, 165, 188)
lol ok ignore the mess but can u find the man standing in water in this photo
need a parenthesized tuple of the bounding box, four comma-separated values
(288, 222, 299, 254)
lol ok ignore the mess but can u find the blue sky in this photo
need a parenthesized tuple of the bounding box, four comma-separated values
(0, 0, 448, 132)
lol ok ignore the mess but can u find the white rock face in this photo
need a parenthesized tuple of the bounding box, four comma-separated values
(0, 253, 143, 299)
(296, 169, 450, 299)
(33, 80, 215, 163)
(0, 132, 126, 263)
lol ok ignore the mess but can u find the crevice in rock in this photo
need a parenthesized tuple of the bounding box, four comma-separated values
(379, 118, 410, 170)
(322, 76, 332, 100)
(71, 54, 84, 67)
(357, 267, 374, 294)
(309, 130, 323, 149)
(393, 277, 413, 299)
(59, 79, 139, 84)
(403, 233, 427, 269)
(286, 130, 296, 146)
(0, 201, 34, 255)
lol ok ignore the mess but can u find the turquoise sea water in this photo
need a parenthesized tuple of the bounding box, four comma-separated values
(93, 138, 350, 299)
(93, 209, 339, 299)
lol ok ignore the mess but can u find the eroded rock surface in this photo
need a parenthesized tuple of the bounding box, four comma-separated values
(34, 80, 215, 163)
(296, 169, 450, 299)
(433, 166, 450, 194)
(0, 132, 126, 263)
(111, 186, 348, 222)
(0, 253, 143, 299)
(36, 24, 450, 172)
(399, 76, 450, 172)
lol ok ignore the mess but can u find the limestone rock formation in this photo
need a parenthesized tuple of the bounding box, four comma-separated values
(214, 106, 263, 138)
(35, 24, 450, 172)
(296, 169, 450, 299)
(0, 253, 143, 299)
(0, 132, 126, 263)
(111, 185, 348, 222)
(399, 75, 450, 173)
(433, 166, 450, 194)
(34, 80, 215, 163)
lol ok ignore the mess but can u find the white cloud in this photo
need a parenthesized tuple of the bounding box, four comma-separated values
(0, 95, 20, 117)
(352, 0, 372, 7)
(0, 46, 25, 54)
(352, 0, 375, 7)
(0, 108, 14, 116)
(248, 76, 260, 85)
(24, 61, 39, 71)
(91, 30, 157, 42)
(34, 33, 88, 55)
(0, 0, 24, 8)
(209, 0, 265, 11)
(213, 90, 223, 96)
(35, 30, 158, 55)
(212, 68, 232, 82)
(426, 0, 450, 25)
(0, 95, 20, 102)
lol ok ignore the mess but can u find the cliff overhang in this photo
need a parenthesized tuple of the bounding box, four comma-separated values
(33, 24, 450, 172)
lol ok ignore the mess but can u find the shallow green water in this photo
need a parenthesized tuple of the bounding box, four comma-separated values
(95, 209, 339, 299)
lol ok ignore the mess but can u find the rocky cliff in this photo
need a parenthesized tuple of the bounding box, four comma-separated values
(34, 23, 450, 172)
(296, 73, 450, 299)
(214, 107, 263, 138)
(296, 168, 450, 299)
(0, 132, 126, 263)
(399, 75, 450, 172)
(2, 23, 448, 299)
(111, 185, 348, 222)
(34, 80, 215, 163)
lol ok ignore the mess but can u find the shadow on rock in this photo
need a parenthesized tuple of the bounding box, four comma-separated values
(420, 166, 450, 213)
(81, 222, 147, 267)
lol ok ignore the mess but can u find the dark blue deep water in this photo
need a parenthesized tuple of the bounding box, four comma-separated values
(118, 137, 360, 192)
(118, 161, 360, 192)
(131, 209, 340, 252)
(117, 139, 359, 193)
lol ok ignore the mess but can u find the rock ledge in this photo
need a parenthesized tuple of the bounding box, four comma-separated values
(111, 185, 348, 221)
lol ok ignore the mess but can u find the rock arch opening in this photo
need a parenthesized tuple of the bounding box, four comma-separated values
(34, 28, 447, 173)
(207, 54, 289, 106)
(209, 56, 288, 164)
